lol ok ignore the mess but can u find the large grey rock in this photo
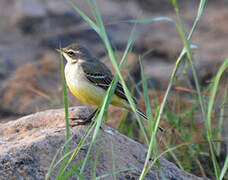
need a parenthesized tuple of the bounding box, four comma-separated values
(0, 106, 207, 180)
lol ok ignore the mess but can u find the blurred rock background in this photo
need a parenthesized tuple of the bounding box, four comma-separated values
(0, 0, 227, 125)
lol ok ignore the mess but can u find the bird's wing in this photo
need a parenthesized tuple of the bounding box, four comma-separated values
(81, 61, 136, 103)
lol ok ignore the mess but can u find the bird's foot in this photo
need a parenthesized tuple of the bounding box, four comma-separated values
(70, 108, 98, 127)
(70, 117, 92, 127)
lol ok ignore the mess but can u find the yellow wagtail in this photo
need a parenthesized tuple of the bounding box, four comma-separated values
(57, 43, 163, 131)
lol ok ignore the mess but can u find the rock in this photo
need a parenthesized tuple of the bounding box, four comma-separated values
(10, 0, 47, 25)
(0, 106, 207, 180)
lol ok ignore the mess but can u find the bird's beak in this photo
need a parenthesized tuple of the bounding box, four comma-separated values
(56, 48, 63, 53)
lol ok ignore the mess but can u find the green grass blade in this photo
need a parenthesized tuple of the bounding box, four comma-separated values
(162, 140, 184, 170)
(60, 50, 70, 155)
(69, 0, 150, 143)
(128, 17, 173, 23)
(206, 58, 228, 179)
(139, 59, 153, 133)
(46, 134, 76, 178)
(78, 31, 137, 172)
(207, 58, 228, 135)
(216, 87, 227, 155)
(110, 136, 117, 180)
(79, 77, 119, 174)
(67, 0, 116, 176)
(172, 0, 208, 123)
(59, 121, 96, 178)
(77, 6, 138, 173)
(145, 138, 217, 176)
(56, 46, 98, 178)
(188, 0, 207, 40)
(119, 24, 136, 67)
(140, 0, 208, 178)
(92, 136, 103, 179)
(86, 0, 99, 25)
(46, 147, 62, 179)
(118, 25, 151, 142)
(139, 108, 160, 180)
(92, 1, 150, 143)
(62, 161, 84, 180)
(56, 51, 70, 179)
(172, 0, 207, 123)
(220, 155, 228, 180)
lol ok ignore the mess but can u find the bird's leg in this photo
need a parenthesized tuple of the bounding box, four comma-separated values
(70, 108, 98, 126)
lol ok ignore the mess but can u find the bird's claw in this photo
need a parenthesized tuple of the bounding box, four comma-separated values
(70, 117, 91, 127)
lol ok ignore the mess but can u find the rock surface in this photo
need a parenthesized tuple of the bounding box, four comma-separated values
(0, 106, 207, 180)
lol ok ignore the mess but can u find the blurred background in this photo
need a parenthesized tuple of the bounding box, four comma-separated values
(0, 0, 227, 178)
(0, 0, 227, 121)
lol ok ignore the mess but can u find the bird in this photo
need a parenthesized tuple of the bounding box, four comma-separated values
(56, 43, 163, 131)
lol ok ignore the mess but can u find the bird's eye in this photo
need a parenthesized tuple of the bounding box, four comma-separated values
(68, 51, 75, 56)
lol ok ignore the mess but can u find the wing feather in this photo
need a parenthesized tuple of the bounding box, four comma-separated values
(81, 61, 136, 103)
(85, 72, 129, 102)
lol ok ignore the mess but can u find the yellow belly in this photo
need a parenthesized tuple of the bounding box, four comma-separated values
(65, 62, 128, 108)
(68, 81, 128, 108)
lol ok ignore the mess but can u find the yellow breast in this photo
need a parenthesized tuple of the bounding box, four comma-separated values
(65, 62, 128, 108)
(68, 81, 103, 105)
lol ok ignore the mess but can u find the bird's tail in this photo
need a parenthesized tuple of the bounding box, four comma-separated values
(136, 108, 164, 132)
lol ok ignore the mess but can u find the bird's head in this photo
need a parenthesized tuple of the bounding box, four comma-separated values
(56, 43, 92, 64)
